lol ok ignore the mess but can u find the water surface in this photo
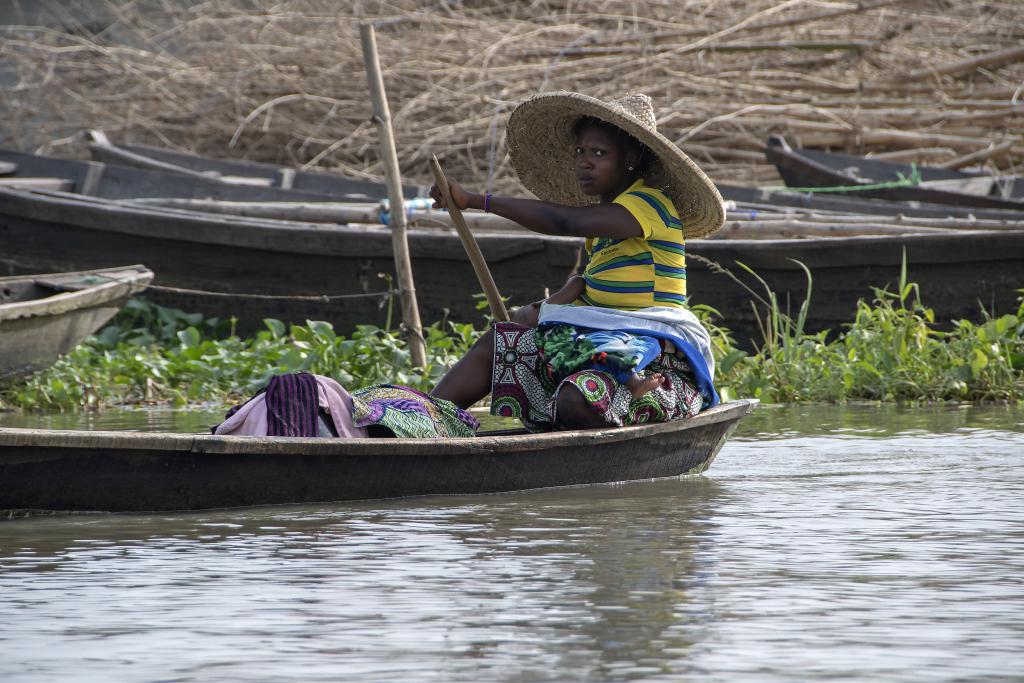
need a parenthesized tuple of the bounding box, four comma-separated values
(1, 405, 1021, 682)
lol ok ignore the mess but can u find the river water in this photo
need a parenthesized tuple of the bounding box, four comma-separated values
(1, 404, 1022, 682)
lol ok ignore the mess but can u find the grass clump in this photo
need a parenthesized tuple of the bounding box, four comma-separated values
(711, 259, 1024, 404)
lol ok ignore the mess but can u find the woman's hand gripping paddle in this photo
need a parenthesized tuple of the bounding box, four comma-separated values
(429, 156, 510, 322)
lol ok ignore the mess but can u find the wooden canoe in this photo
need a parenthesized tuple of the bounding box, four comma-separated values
(85, 132, 427, 201)
(2, 181, 1024, 349)
(2, 149, 1023, 348)
(0, 398, 757, 513)
(0, 148, 394, 204)
(766, 135, 1024, 211)
(0, 265, 153, 385)
(81, 135, 1024, 221)
(0, 184, 583, 335)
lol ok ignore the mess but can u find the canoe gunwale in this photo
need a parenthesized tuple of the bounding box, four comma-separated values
(0, 399, 758, 457)
(0, 186, 576, 260)
(6, 185, 1021, 263)
(0, 265, 153, 322)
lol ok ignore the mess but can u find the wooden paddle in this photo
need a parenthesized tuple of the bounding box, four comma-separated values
(429, 155, 510, 322)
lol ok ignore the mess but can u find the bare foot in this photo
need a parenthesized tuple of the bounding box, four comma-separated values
(626, 372, 664, 399)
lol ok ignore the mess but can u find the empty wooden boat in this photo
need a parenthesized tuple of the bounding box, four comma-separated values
(2, 149, 1023, 349)
(84, 131, 426, 201)
(2, 183, 1023, 348)
(766, 135, 1024, 211)
(82, 133, 1024, 222)
(0, 147, 406, 204)
(0, 398, 757, 513)
(0, 265, 153, 385)
(0, 183, 584, 335)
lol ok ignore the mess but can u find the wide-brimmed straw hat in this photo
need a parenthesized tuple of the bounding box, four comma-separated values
(505, 92, 725, 239)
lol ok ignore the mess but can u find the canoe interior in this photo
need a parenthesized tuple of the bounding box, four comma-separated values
(717, 182, 1024, 222)
(0, 265, 144, 304)
(0, 149, 380, 204)
(0, 399, 757, 513)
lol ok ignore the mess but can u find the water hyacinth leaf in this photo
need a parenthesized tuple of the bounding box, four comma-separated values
(278, 348, 304, 371)
(263, 318, 286, 339)
(719, 349, 747, 374)
(177, 327, 201, 348)
(95, 326, 122, 348)
(307, 320, 337, 342)
(971, 349, 989, 377)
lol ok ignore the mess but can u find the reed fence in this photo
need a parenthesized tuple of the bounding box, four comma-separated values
(1, 0, 1021, 192)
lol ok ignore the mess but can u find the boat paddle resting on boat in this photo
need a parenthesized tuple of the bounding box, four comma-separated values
(0, 399, 757, 513)
(0, 265, 153, 386)
(766, 135, 1024, 211)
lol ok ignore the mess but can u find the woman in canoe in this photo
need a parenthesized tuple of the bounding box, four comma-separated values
(429, 91, 726, 431)
(214, 92, 725, 439)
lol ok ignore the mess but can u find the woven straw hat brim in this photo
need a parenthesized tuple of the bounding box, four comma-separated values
(506, 92, 725, 239)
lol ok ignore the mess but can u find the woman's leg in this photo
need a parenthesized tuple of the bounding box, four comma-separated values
(555, 383, 611, 429)
(430, 328, 495, 409)
(431, 302, 548, 410)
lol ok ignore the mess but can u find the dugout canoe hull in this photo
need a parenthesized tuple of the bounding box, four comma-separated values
(766, 135, 1024, 211)
(0, 185, 585, 335)
(85, 135, 426, 201)
(0, 265, 153, 385)
(686, 228, 1024, 348)
(80, 137, 1024, 221)
(0, 399, 757, 513)
(0, 148, 398, 204)
(1, 185, 1022, 347)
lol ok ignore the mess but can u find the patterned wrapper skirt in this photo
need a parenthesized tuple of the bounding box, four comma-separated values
(490, 323, 703, 432)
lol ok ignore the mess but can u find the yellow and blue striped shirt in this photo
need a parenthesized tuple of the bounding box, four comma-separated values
(579, 179, 687, 310)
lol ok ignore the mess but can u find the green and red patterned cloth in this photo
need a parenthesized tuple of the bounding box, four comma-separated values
(490, 322, 703, 432)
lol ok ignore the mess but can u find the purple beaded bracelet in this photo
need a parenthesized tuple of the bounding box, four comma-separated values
(484, 193, 492, 213)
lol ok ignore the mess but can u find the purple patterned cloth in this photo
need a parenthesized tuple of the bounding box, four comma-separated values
(265, 372, 320, 437)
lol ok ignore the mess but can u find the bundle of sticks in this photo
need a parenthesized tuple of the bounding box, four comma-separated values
(1, 0, 1021, 192)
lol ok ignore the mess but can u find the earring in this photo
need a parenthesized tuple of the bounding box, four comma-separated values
(628, 164, 634, 171)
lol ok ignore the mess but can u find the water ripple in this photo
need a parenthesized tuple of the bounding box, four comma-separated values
(0, 406, 1022, 682)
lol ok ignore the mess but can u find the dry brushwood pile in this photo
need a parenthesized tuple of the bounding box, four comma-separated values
(1, 0, 1022, 194)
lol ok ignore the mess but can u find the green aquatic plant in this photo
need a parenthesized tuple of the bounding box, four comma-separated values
(710, 254, 1024, 404)
(1, 300, 483, 411)
(2, 268, 1022, 412)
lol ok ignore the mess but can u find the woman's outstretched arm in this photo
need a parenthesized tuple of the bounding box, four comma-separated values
(430, 181, 643, 240)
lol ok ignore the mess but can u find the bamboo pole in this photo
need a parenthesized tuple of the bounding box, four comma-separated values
(429, 156, 509, 322)
(936, 141, 1015, 170)
(359, 22, 426, 368)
